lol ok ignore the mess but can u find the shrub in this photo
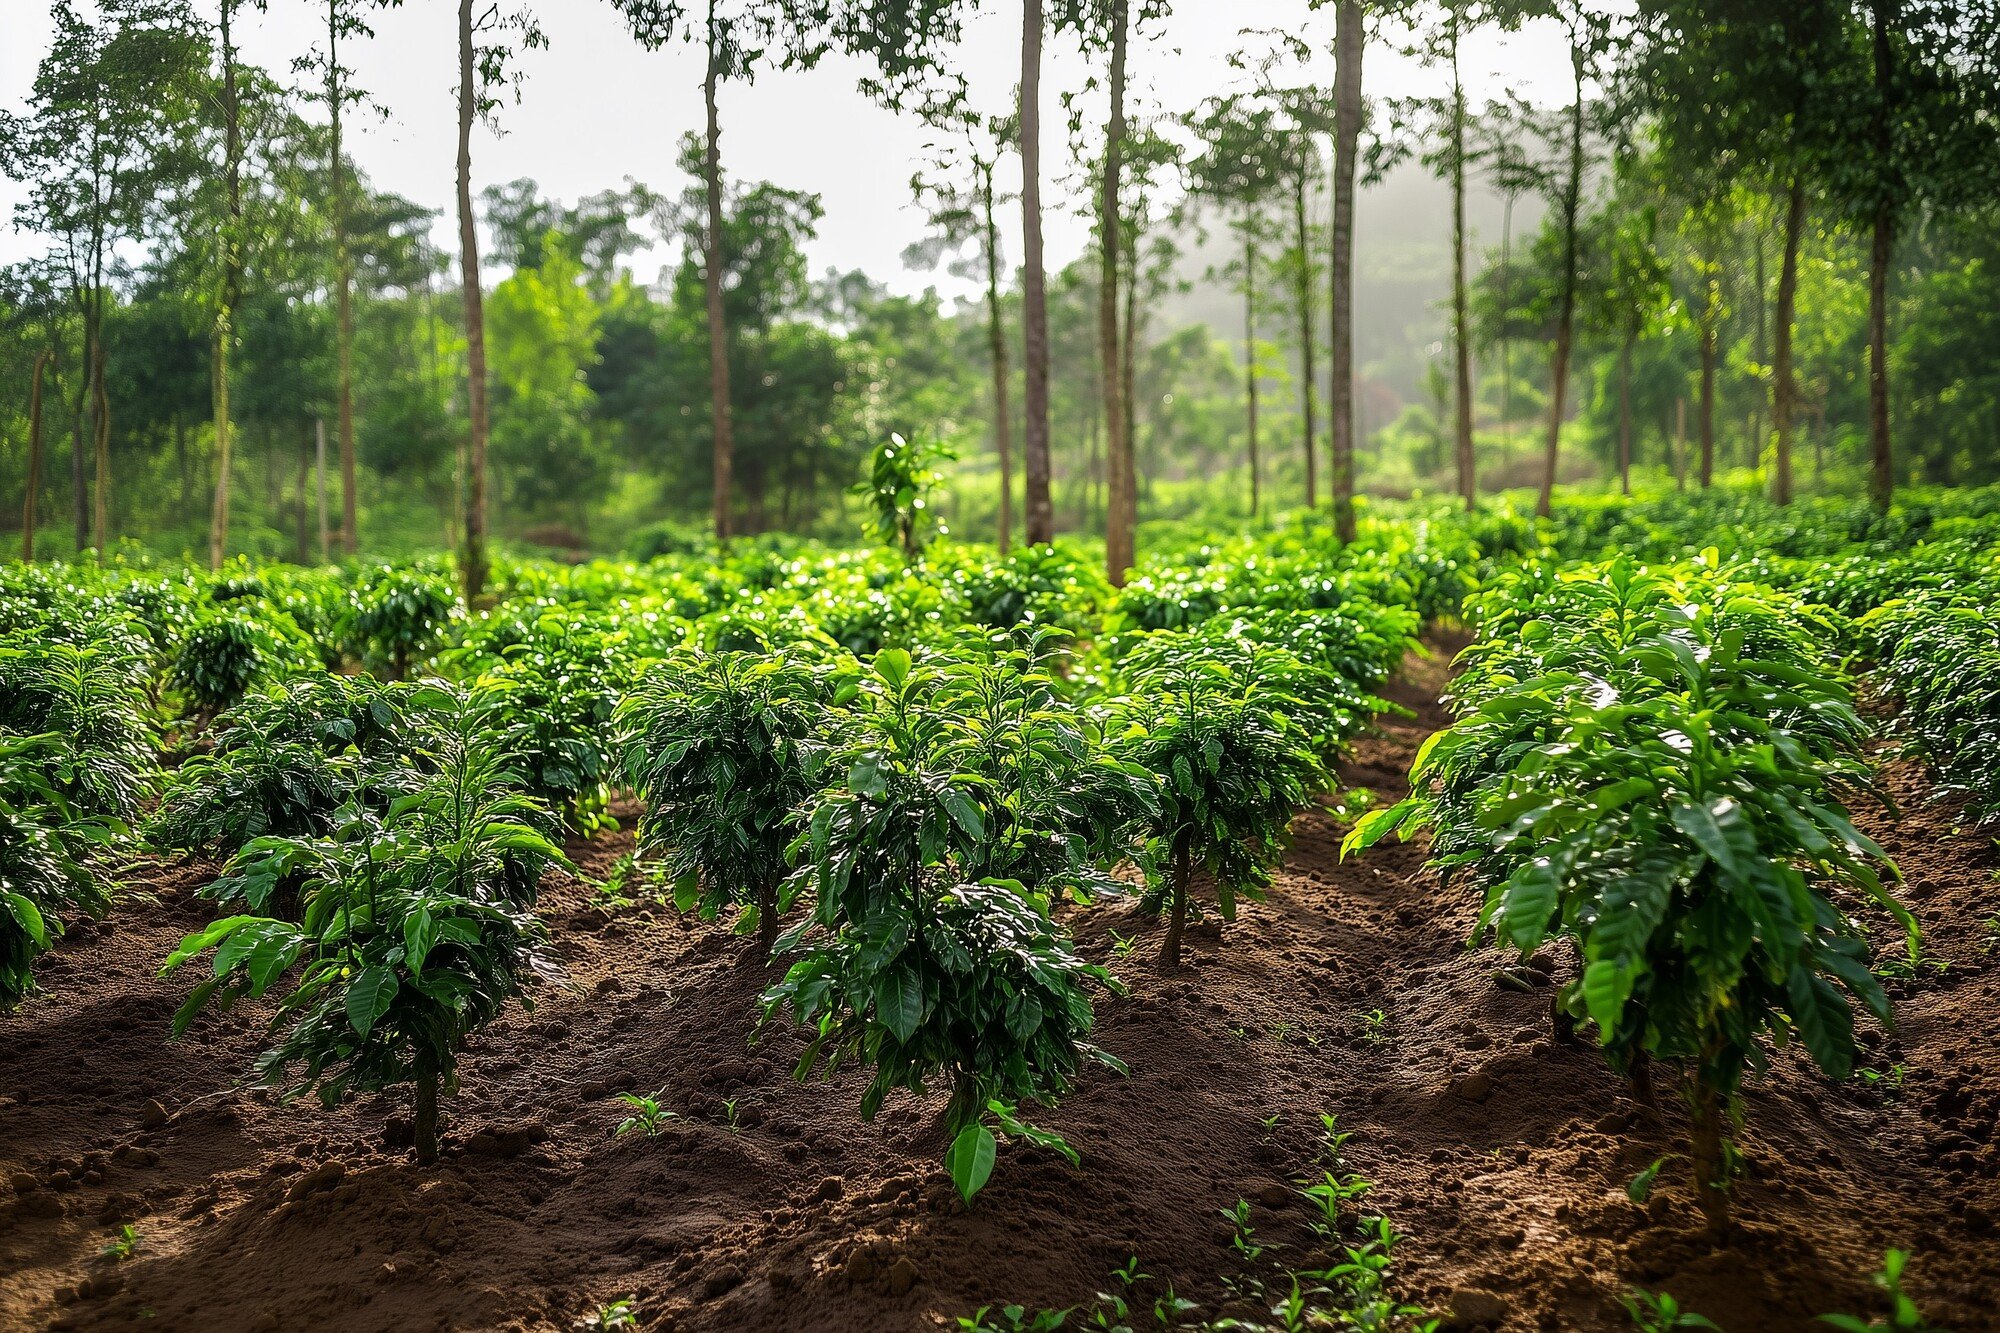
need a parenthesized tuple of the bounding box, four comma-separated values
(618, 649, 839, 956)
(0, 737, 116, 1009)
(163, 684, 567, 1164)
(1110, 634, 1327, 968)
(347, 566, 459, 679)
(764, 649, 1125, 1192)
(1348, 558, 1910, 1231)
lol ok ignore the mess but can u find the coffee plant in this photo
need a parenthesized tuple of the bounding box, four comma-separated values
(1111, 636, 1327, 968)
(1349, 558, 1910, 1230)
(618, 648, 841, 956)
(164, 684, 567, 1163)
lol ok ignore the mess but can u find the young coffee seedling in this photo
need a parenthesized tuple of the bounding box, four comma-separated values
(577, 1297, 638, 1331)
(765, 648, 1127, 1203)
(1349, 558, 1910, 1233)
(614, 1088, 677, 1138)
(1623, 1289, 1720, 1331)
(1820, 1250, 1948, 1333)
(100, 1224, 142, 1261)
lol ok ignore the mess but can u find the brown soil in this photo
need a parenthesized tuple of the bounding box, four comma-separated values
(2, 641, 1996, 1333)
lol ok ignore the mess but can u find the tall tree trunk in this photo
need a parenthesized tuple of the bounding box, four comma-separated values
(1617, 326, 1634, 494)
(1328, 0, 1361, 543)
(1294, 173, 1318, 510)
(457, 0, 491, 600)
(1536, 46, 1585, 520)
(1449, 18, 1475, 511)
(703, 1, 736, 544)
(1020, 0, 1054, 545)
(316, 416, 331, 562)
(330, 0, 359, 556)
(1100, 0, 1133, 584)
(209, 0, 242, 570)
(1698, 280, 1718, 488)
(1772, 175, 1805, 505)
(982, 163, 1013, 554)
(1748, 229, 1767, 470)
(1244, 226, 1260, 517)
(92, 349, 110, 550)
(1500, 191, 1513, 446)
(71, 371, 88, 552)
(1867, 0, 1896, 508)
(22, 352, 49, 562)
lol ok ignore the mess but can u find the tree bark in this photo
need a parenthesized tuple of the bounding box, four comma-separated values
(316, 416, 330, 562)
(703, 0, 736, 545)
(1449, 15, 1475, 510)
(22, 351, 49, 562)
(1294, 173, 1319, 510)
(209, 0, 243, 571)
(1021, 0, 1054, 545)
(457, 0, 491, 600)
(1689, 1077, 1730, 1236)
(92, 344, 110, 550)
(1617, 327, 1634, 495)
(982, 161, 1013, 554)
(1328, 0, 1361, 543)
(1160, 826, 1191, 971)
(414, 1063, 440, 1166)
(1100, 0, 1133, 585)
(1867, 0, 1896, 508)
(1699, 277, 1718, 488)
(1536, 45, 1585, 520)
(1772, 175, 1805, 506)
(330, 0, 359, 555)
(1244, 226, 1261, 517)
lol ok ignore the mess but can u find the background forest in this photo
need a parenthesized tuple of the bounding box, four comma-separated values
(2, 0, 1997, 574)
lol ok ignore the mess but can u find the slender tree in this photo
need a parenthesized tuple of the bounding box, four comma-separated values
(453, 0, 543, 600)
(1097, 0, 1134, 582)
(208, 0, 246, 570)
(1020, 0, 1054, 545)
(1327, 0, 1361, 541)
(0, 1, 200, 553)
(1186, 94, 1282, 519)
(907, 112, 1017, 551)
(298, 0, 394, 555)
(1531, 5, 1595, 520)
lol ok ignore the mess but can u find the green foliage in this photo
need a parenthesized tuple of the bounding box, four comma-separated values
(1864, 597, 2000, 817)
(1623, 1289, 1720, 1332)
(1111, 635, 1327, 967)
(1347, 556, 1909, 1227)
(347, 565, 459, 678)
(0, 737, 118, 1010)
(162, 683, 568, 1161)
(764, 647, 1126, 1165)
(0, 635, 155, 821)
(1818, 1250, 1948, 1333)
(857, 432, 955, 562)
(618, 649, 838, 952)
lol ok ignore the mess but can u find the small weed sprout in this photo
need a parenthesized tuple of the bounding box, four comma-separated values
(100, 1224, 141, 1261)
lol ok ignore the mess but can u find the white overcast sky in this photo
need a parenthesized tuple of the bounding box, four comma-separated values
(0, 0, 1576, 301)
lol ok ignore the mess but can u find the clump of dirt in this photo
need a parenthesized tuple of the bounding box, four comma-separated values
(1, 641, 1994, 1332)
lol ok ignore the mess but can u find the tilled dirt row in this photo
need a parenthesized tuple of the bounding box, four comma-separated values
(1, 643, 1995, 1331)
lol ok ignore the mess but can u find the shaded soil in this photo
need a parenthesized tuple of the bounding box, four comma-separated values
(2, 641, 1996, 1332)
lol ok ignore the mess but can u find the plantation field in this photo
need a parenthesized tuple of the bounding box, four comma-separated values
(3, 490, 2000, 1331)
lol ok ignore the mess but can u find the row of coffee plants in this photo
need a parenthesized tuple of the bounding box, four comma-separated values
(1346, 553, 1915, 1232)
